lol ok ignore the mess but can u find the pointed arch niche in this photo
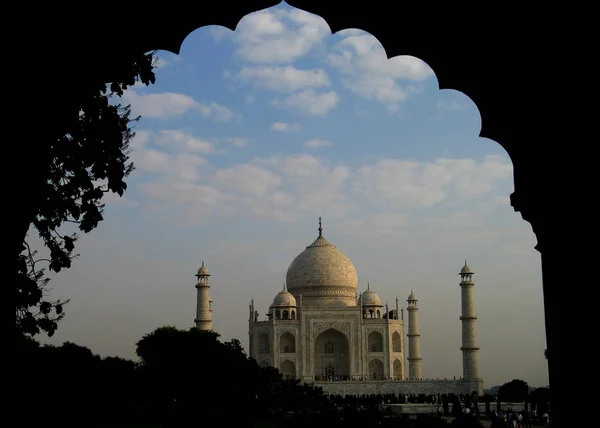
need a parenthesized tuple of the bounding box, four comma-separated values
(392, 332, 402, 353)
(393, 358, 403, 380)
(279, 332, 296, 353)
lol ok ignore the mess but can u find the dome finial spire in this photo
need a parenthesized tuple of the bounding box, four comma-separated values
(367, 282, 370, 290)
(283, 283, 286, 291)
(318, 216, 323, 237)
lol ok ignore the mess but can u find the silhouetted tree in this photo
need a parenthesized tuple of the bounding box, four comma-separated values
(15, 242, 69, 336)
(16, 338, 108, 426)
(498, 379, 529, 403)
(136, 326, 265, 422)
(15, 328, 334, 427)
(530, 387, 550, 415)
(135, 326, 331, 425)
(15, 51, 157, 337)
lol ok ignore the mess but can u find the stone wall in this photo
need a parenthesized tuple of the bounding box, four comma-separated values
(314, 380, 476, 396)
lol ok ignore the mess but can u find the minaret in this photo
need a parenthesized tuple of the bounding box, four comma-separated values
(248, 298, 255, 359)
(406, 290, 422, 380)
(459, 260, 481, 381)
(194, 261, 213, 331)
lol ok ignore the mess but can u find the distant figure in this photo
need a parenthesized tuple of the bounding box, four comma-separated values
(542, 412, 550, 427)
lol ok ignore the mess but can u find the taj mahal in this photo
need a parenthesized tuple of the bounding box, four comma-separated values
(193, 218, 484, 396)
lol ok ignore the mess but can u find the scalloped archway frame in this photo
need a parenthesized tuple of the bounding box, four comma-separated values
(13, 2, 567, 426)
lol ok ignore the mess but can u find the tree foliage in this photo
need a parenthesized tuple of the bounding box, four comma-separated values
(15, 241, 70, 336)
(15, 51, 158, 337)
(135, 326, 331, 422)
(135, 326, 262, 418)
(530, 387, 550, 414)
(498, 379, 529, 402)
(17, 326, 485, 427)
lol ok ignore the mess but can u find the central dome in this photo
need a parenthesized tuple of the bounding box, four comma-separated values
(285, 219, 358, 308)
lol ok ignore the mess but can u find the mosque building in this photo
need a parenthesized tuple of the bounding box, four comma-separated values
(194, 218, 483, 396)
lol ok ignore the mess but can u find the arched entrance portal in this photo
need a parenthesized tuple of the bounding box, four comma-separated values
(314, 328, 350, 380)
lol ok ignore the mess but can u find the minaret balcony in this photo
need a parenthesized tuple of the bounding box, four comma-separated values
(460, 346, 480, 351)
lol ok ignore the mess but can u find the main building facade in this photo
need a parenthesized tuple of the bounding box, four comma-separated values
(195, 218, 484, 396)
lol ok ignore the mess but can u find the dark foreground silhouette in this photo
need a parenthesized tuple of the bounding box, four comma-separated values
(15, 326, 550, 428)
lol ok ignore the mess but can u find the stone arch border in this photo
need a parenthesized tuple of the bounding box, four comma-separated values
(27, 2, 566, 425)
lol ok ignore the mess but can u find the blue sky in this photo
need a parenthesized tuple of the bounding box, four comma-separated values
(38, 3, 548, 388)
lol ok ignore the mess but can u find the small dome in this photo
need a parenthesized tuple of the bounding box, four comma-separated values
(197, 261, 210, 276)
(460, 260, 473, 274)
(407, 290, 418, 301)
(271, 285, 297, 307)
(361, 284, 382, 306)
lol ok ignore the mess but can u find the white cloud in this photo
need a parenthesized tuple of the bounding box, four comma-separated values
(129, 133, 512, 229)
(155, 130, 216, 154)
(131, 132, 225, 219)
(209, 26, 233, 43)
(131, 148, 356, 222)
(327, 32, 434, 112)
(255, 154, 353, 218)
(131, 130, 151, 150)
(214, 164, 283, 197)
(275, 89, 340, 116)
(272, 122, 302, 132)
(154, 56, 169, 69)
(236, 66, 331, 93)
(133, 149, 207, 183)
(124, 91, 197, 119)
(223, 137, 247, 147)
(352, 155, 513, 208)
(196, 101, 235, 122)
(232, 8, 330, 64)
(304, 138, 333, 148)
(421, 210, 484, 231)
(354, 212, 411, 238)
(140, 181, 224, 212)
(123, 89, 235, 121)
(129, 130, 209, 184)
(478, 195, 510, 214)
(437, 99, 467, 111)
